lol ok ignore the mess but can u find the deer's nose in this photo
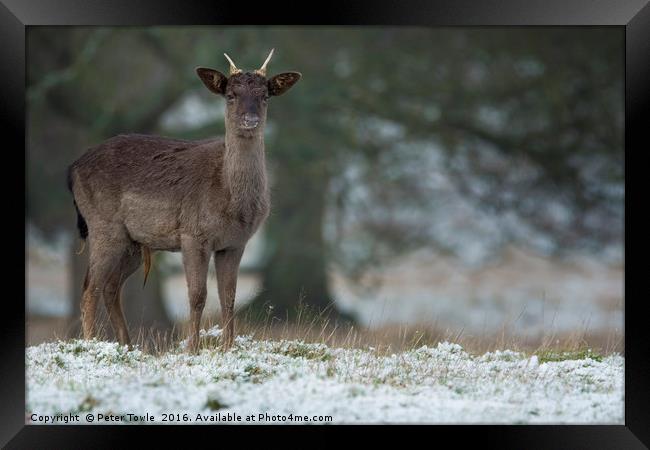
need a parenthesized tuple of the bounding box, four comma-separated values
(241, 113, 260, 129)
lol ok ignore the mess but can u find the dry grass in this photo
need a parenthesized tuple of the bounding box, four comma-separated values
(231, 302, 623, 358)
(234, 320, 622, 358)
(28, 301, 623, 360)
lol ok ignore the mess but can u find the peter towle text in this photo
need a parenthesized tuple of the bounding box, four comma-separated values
(28, 412, 333, 424)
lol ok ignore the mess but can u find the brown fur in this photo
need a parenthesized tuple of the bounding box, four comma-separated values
(68, 59, 301, 352)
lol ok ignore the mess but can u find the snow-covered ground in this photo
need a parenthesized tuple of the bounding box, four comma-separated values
(26, 327, 624, 424)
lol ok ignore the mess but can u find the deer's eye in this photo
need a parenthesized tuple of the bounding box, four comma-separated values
(226, 93, 236, 103)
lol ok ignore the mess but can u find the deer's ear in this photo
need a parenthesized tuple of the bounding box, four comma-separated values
(196, 67, 228, 95)
(267, 72, 302, 96)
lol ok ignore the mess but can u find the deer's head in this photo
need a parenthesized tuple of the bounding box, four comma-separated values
(196, 49, 301, 138)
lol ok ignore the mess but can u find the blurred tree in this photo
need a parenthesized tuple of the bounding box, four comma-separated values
(27, 27, 623, 326)
(237, 27, 623, 320)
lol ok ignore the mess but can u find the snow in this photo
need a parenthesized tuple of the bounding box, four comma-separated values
(26, 327, 624, 424)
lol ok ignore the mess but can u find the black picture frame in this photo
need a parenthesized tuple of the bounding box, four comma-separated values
(4, 0, 648, 447)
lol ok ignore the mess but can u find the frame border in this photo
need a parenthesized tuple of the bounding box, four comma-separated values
(5, 0, 648, 447)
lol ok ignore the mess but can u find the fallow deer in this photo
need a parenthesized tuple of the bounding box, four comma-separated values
(67, 49, 301, 352)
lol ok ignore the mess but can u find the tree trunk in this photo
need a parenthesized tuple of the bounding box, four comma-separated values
(244, 164, 354, 325)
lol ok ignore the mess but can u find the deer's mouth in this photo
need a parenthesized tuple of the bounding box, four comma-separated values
(240, 113, 260, 130)
(235, 127, 258, 138)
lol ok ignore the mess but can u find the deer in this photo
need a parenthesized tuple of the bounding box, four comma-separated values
(67, 49, 301, 353)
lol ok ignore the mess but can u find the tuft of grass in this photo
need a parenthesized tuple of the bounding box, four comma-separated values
(78, 394, 99, 412)
(535, 348, 604, 363)
(205, 397, 226, 411)
(53, 355, 65, 368)
(243, 364, 272, 383)
(273, 341, 332, 361)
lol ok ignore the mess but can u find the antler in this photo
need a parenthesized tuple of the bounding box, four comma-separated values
(224, 53, 242, 75)
(254, 48, 274, 77)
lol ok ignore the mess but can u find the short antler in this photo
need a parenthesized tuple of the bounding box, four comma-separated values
(254, 48, 274, 77)
(224, 53, 242, 75)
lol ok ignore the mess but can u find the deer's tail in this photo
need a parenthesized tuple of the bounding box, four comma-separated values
(142, 245, 152, 288)
(67, 165, 89, 251)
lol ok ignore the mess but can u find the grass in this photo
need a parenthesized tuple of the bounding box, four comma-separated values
(205, 398, 227, 411)
(78, 395, 99, 412)
(535, 348, 604, 363)
(30, 299, 623, 361)
(272, 341, 333, 361)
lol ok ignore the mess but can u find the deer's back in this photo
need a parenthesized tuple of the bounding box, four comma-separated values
(71, 133, 223, 190)
(69, 134, 228, 250)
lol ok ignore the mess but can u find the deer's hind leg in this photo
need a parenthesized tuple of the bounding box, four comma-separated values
(103, 243, 142, 347)
(81, 227, 132, 342)
(80, 267, 96, 340)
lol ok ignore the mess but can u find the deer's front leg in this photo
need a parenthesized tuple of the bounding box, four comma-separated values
(214, 247, 244, 351)
(181, 237, 210, 354)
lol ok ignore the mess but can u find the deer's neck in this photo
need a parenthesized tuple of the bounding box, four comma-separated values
(222, 132, 269, 218)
